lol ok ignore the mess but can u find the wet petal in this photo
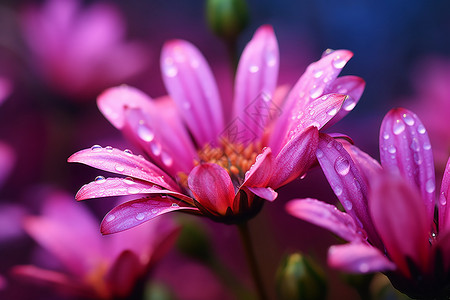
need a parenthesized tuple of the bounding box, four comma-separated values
(342, 141, 382, 186)
(328, 243, 396, 273)
(101, 196, 198, 234)
(75, 177, 194, 205)
(68, 146, 179, 191)
(161, 39, 224, 147)
(380, 108, 435, 224)
(269, 126, 319, 189)
(440, 157, 450, 232)
(247, 187, 277, 202)
(286, 198, 364, 243)
(370, 174, 431, 277)
(188, 163, 235, 215)
(316, 133, 383, 249)
(233, 25, 279, 142)
(242, 147, 273, 187)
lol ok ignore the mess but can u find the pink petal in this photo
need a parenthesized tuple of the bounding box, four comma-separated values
(105, 250, 143, 298)
(380, 108, 435, 225)
(321, 76, 366, 129)
(247, 186, 278, 202)
(269, 126, 318, 189)
(270, 50, 353, 152)
(0, 77, 12, 105)
(122, 107, 196, 174)
(286, 198, 365, 243)
(370, 174, 431, 277)
(101, 196, 198, 234)
(188, 163, 235, 215)
(75, 177, 194, 205)
(68, 146, 179, 191)
(342, 141, 382, 186)
(435, 231, 450, 273)
(161, 39, 224, 147)
(316, 133, 383, 249)
(440, 157, 450, 232)
(328, 243, 396, 273)
(242, 147, 273, 187)
(232, 25, 279, 142)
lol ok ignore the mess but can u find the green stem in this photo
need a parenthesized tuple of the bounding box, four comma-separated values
(237, 222, 268, 300)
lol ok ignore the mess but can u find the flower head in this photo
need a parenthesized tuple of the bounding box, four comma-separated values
(287, 108, 450, 298)
(69, 25, 364, 233)
(12, 190, 179, 299)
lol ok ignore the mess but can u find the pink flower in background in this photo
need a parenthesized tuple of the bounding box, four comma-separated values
(287, 108, 450, 298)
(68, 25, 365, 233)
(0, 77, 12, 106)
(20, 0, 149, 100)
(12, 190, 180, 299)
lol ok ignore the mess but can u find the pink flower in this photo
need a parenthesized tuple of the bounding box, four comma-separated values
(12, 190, 180, 299)
(287, 108, 450, 298)
(68, 25, 364, 233)
(20, 0, 149, 100)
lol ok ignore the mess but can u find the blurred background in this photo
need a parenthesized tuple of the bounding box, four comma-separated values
(0, 0, 449, 299)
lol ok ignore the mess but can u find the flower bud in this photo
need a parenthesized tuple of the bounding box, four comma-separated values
(276, 253, 327, 300)
(205, 0, 249, 40)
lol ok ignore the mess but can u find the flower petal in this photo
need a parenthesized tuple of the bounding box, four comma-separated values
(247, 187, 278, 202)
(269, 126, 319, 189)
(342, 141, 382, 186)
(286, 198, 364, 243)
(188, 163, 235, 215)
(101, 196, 198, 234)
(232, 25, 279, 142)
(440, 157, 450, 232)
(316, 133, 383, 249)
(370, 173, 431, 277)
(379, 108, 435, 225)
(75, 177, 194, 205)
(161, 39, 224, 147)
(105, 250, 143, 298)
(328, 243, 396, 273)
(242, 147, 273, 187)
(68, 146, 179, 191)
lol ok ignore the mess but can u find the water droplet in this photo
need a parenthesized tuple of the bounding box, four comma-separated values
(171, 203, 179, 208)
(440, 193, 447, 206)
(313, 69, 324, 78)
(332, 55, 346, 69)
(387, 144, 396, 154)
(410, 138, 420, 152)
(342, 97, 356, 111)
(124, 149, 133, 156)
(334, 156, 350, 176)
(105, 146, 113, 152)
(138, 125, 155, 142)
(128, 187, 140, 194)
(91, 145, 102, 151)
(393, 120, 405, 135)
(115, 165, 125, 172)
(382, 132, 390, 140)
(266, 51, 277, 67)
(426, 179, 435, 193)
(161, 152, 173, 167)
(327, 107, 338, 116)
(163, 58, 178, 77)
(95, 176, 106, 183)
(413, 152, 422, 165)
(423, 141, 431, 150)
(105, 214, 115, 222)
(151, 208, 159, 214)
(124, 177, 135, 184)
(309, 85, 323, 99)
(359, 263, 369, 273)
(343, 200, 353, 210)
(353, 178, 361, 191)
(136, 213, 145, 221)
(151, 142, 162, 156)
(322, 48, 334, 57)
(334, 185, 343, 196)
(417, 124, 426, 134)
(316, 148, 324, 158)
(249, 65, 259, 73)
(300, 173, 307, 179)
(402, 113, 415, 126)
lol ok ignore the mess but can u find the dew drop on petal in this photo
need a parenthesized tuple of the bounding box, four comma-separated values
(334, 156, 350, 176)
(161, 151, 173, 167)
(313, 69, 324, 78)
(402, 113, 415, 126)
(440, 193, 447, 206)
(309, 85, 323, 99)
(393, 120, 406, 135)
(136, 213, 145, 221)
(105, 146, 113, 152)
(342, 97, 356, 111)
(413, 152, 422, 165)
(332, 56, 346, 69)
(334, 185, 343, 196)
(316, 149, 324, 159)
(128, 187, 140, 194)
(124, 149, 133, 156)
(426, 179, 435, 193)
(151, 142, 162, 156)
(95, 176, 106, 183)
(300, 173, 307, 180)
(171, 203, 179, 208)
(266, 51, 277, 67)
(423, 141, 431, 150)
(322, 48, 335, 57)
(151, 208, 159, 214)
(105, 214, 115, 222)
(138, 125, 155, 142)
(91, 145, 102, 151)
(115, 165, 125, 172)
(387, 145, 396, 154)
(343, 200, 353, 210)
(410, 138, 420, 152)
(417, 124, 426, 134)
(359, 263, 369, 273)
(249, 65, 259, 73)
(124, 177, 135, 185)
(382, 132, 390, 140)
(163, 58, 178, 77)
(327, 107, 338, 116)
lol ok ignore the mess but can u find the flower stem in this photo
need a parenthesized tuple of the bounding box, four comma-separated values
(237, 222, 268, 300)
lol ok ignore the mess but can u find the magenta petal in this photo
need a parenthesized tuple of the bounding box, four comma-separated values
(188, 163, 235, 215)
(161, 39, 224, 147)
(440, 157, 450, 232)
(322, 76, 366, 129)
(233, 25, 279, 142)
(287, 198, 364, 242)
(342, 142, 382, 186)
(435, 231, 450, 272)
(247, 187, 278, 202)
(105, 250, 142, 298)
(370, 174, 431, 277)
(68, 146, 179, 191)
(242, 147, 273, 187)
(101, 197, 198, 234)
(316, 133, 383, 249)
(269, 126, 318, 189)
(328, 243, 396, 273)
(75, 177, 194, 205)
(380, 108, 435, 224)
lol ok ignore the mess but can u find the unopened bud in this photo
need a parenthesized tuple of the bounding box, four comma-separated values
(206, 0, 249, 40)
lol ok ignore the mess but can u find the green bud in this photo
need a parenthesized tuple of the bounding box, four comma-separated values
(206, 0, 249, 40)
(276, 253, 327, 300)
(175, 217, 213, 263)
